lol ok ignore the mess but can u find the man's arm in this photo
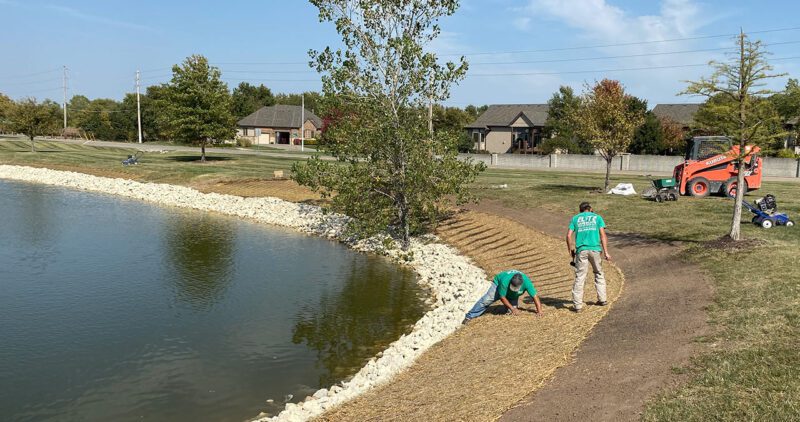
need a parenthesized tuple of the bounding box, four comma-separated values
(600, 227, 611, 261)
(566, 229, 575, 257)
(532, 295, 543, 315)
(499, 296, 520, 315)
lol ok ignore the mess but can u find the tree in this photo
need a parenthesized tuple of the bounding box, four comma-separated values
(230, 82, 275, 119)
(9, 97, 60, 152)
(164, 55, 236, 161)
(544, 86, 584, 150)
(771, 78, 800, 122)
(683, 31, 785, 241)
(0, 92, 14, 133)
(571, 79, 645, 192)
(658, 116, 686, 154)
(630, 111, 664, 155)
(292, 0, 484, 248)
(274, 91, 325, 115)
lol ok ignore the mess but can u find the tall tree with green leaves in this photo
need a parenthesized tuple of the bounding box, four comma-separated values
(683, 32, 785, 241)
(165, 55, 236, 162)
(0, 93, 14, 133)
(292, 0, 484, 247)
(544, 86, 582, 141)
(230, 82, 275, 119)
(9, 98, 61, 152)
(571, 79, 645, 192)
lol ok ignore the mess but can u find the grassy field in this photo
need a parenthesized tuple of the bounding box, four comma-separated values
(1, 139, 798, 420)
(0, 139, 304, 185)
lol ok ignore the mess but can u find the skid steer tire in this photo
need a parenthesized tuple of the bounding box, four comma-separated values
(688, 177, 711, 198)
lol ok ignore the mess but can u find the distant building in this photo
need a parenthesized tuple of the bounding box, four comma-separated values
(651, 103, 702, 130)
(464, 104, 549, 154)
(237, 105, 323, 145)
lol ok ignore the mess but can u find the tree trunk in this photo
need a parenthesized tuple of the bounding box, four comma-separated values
(604, 156, 612, 192)
(729, 151, 747, 241)
(200, 142, 206, 162)
(730, 30, 746, 241)
(398, 193, 410, 250)
(30, 135, 35, 152)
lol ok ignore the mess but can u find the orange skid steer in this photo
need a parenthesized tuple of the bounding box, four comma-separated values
(673, 136, 763, 198)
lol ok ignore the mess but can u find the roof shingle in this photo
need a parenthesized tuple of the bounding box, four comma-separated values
(652, 104, 701, 126)
(237, 105, 323, 128)
(465, 104, 549, 129)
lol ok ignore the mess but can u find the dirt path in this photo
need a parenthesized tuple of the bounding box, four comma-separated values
(318, 211, 624, 421)
(469, 201, 713, 422)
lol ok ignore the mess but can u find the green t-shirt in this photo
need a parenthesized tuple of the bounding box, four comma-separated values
(493, 270, 537, 300)
(569, 212, 606, 252)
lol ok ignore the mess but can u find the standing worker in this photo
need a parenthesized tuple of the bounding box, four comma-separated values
(463, 270, 543, 324)
(566, 202, 611, 312)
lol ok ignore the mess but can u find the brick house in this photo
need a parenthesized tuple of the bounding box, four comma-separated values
(237, 105, 323, 145)
(465, 104, 549, 154)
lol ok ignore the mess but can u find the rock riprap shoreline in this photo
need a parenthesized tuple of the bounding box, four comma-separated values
(0, 165, 488, 422)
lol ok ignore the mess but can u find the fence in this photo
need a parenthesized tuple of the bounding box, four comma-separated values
(458, 153, 800, 178)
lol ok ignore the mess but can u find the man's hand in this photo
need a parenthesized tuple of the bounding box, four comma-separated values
(510, 307, 521, 316)
(604, 252, 612, 262)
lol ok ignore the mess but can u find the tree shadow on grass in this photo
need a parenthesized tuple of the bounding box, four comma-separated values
(538, 183, 601, 193)
(165, 155, 234, 162)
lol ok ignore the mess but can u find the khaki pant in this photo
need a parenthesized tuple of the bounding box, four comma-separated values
(572, 250, 607, 310)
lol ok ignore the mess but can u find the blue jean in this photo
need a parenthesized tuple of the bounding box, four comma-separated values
(464, 283, 519, 320)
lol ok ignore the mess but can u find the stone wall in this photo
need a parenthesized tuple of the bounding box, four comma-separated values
(459, 153, 800, 178)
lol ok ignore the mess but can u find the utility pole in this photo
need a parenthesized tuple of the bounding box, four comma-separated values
(62, 65, 68, 129)
(136, 70, 143, 144)
(300, 93, 305, 152)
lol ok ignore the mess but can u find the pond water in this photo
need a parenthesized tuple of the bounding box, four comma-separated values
(0, 179, 427, 421)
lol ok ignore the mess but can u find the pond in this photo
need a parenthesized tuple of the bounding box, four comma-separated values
(0, 179, 428, 421)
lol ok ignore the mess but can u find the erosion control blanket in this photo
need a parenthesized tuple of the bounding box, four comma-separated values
(608, 183, 637, 195)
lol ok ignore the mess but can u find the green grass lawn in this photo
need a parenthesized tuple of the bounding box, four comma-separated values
(1, 140, 798, 420)
(0, 138, 305, 185)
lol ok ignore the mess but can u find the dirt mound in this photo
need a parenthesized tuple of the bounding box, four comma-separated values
(317, 210, 623, 421)
(193, 178, 321, 203)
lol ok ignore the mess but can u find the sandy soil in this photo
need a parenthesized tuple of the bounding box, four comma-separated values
(317, 210, 624, 421)
(470, 201, 714, 422)
(191, 178, 321, 203)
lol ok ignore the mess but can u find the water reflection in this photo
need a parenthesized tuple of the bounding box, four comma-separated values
(291, 257, 426, 386)
(164, 214, 236, 309)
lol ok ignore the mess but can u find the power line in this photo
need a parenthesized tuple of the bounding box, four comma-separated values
(0, 68, 62, 81)
(441, 26, 800, 57)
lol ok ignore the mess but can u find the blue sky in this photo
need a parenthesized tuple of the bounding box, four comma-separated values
(1, 0, 798, 108)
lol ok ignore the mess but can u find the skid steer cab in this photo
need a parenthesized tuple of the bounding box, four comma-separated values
(673, 136, 762, 198)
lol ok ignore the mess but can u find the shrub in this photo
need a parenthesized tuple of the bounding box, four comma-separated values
(775, 148, 798, 159)
(236, 137, 253, 147)
(540, 137, 580, 154)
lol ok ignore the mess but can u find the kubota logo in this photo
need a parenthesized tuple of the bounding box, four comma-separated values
(705, 156, 726, 166)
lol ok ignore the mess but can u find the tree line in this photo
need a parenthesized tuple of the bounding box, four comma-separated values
(538, 78, 800, 158)
(0, 64, 488, 155)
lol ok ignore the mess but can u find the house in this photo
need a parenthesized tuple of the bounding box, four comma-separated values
(465, 104, 549, 153)
(651, 103, 701, 130)
(237, 105, 323, 145)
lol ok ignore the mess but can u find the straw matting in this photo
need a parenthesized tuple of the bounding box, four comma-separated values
(317, 210, 623, 421)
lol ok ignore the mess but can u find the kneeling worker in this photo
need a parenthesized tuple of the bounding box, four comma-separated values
(463, 270, 542, 324)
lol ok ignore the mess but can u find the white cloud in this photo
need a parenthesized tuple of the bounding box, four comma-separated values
(44, 4, 156, 32)
(513, 16, 532, 31)
(516, 0, 726, 104)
